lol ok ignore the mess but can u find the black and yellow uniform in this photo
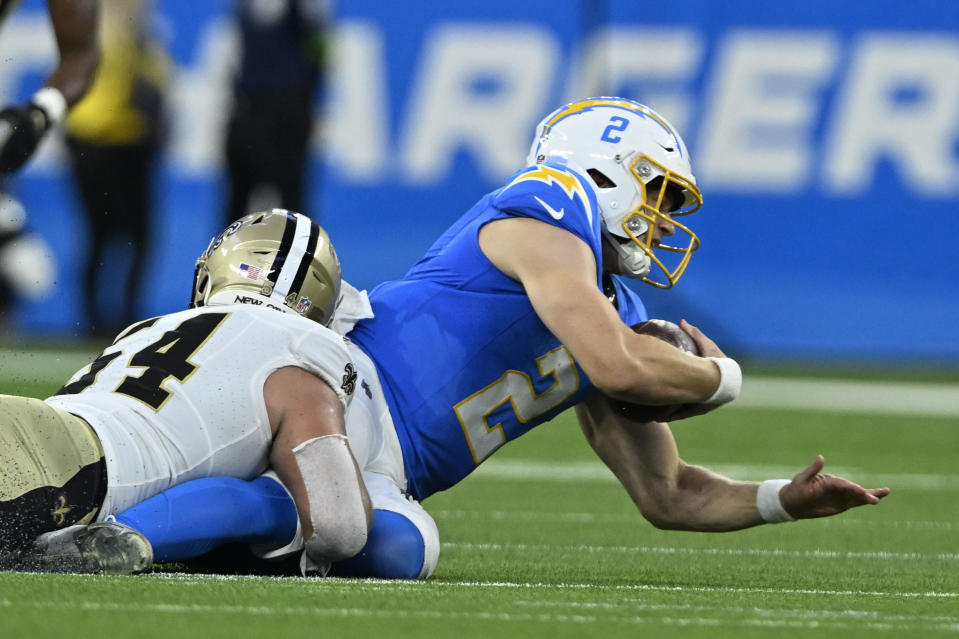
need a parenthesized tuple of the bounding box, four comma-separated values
(0, 396, 106, 553)
(63, 0, 169, 336)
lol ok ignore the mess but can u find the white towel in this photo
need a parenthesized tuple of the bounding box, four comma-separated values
(331, 280, 374, 335)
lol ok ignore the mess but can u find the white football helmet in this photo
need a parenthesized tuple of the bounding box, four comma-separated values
(527, 97, 703, 288)
(191, 209, 341, 326)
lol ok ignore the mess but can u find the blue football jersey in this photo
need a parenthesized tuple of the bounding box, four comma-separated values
(349, 163, 648, 500)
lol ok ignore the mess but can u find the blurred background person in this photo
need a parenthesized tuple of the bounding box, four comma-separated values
(0, 0, 98, 331)
(1, 2, 955, 368)
(63, 0, 170, 337)
(0, 0, 100, 174)
(223, 0, 328, 226)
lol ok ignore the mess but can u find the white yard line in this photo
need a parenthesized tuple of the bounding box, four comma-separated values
(518, 599, 959, 626)
(442, 541, 959, 562)
(407, 579, 959, 600)
(146, 572, 959, 600)
(2, 590, 956, 632)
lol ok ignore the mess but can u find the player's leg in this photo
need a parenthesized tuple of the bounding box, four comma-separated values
(26, 472, 298, 574)
(114, 473, 298, 563)
(268, 89, 315, 214)
(247, 469, 440, 579)
(115, 141, 154, 330)
(329, 471, 440, 580)
(223, 99, 256, 225)
(0, 395, 107, 559)
(99, 470, 439, 579)
(66, 137, 111, 335)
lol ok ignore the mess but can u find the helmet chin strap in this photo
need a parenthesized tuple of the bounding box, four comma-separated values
(602, 230, 651, 279)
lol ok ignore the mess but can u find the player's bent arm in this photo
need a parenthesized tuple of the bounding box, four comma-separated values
(479, 217, 722, 406)
(575, 395, 761, 530)
(264, 366, 373, 562)
(575, 394, 889, 531)
(46, 0, 100, 106)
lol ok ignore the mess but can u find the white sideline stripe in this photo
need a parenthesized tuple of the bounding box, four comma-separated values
(473, 458, 958, 491)
(443, 541, 959, 562)
(734, 376, 959, 417)
(1, 346, 957, 417)
(149, 572, 959, 600)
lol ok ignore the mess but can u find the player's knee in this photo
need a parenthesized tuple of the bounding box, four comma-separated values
(365, 510, 429, 579)
(332, 508, 439, 580)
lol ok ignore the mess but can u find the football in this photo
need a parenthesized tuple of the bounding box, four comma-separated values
(608, 319, 702, 423)
(632, 318, 699, 354)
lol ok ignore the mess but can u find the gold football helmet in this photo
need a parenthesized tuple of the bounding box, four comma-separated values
(191, 209, 341, 326)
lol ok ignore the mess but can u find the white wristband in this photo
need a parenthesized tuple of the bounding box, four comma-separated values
(31, 87, 67, 126)
(756, 479, 796, 523)
(703, 357, 742, 405)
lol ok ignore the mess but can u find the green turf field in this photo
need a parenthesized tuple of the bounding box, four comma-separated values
(1, 345, 957, 638)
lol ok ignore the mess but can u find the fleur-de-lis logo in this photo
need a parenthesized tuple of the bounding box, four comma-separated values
(51, 494, 72, 526)
(341, 363, 357, 396)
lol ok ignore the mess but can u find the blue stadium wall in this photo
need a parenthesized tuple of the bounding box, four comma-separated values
(2, 0, 958, 366)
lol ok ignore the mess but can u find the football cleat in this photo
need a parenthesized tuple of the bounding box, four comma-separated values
(192, 209, 342, 326)
(29, 522, 153, 575)
(527, 97, 703, 288)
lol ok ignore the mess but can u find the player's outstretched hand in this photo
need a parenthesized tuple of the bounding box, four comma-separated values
(780, 455, 890, 519)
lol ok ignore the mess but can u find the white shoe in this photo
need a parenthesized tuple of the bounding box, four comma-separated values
(30, 522, 153, 574)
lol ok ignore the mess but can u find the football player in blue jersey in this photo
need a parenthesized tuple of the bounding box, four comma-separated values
(35, 98, 888, 578)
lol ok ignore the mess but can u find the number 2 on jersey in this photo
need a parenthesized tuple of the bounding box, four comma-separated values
(455, 346, 580, 464)
(56, 312, 229, 410)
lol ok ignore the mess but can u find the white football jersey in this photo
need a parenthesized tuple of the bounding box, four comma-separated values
(45, 304, 356, 516)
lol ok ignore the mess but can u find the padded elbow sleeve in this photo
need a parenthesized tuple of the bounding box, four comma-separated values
(294, 434, 369, 564)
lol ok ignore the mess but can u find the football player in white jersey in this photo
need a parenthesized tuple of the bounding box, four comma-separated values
(0, 209, 372, 574)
